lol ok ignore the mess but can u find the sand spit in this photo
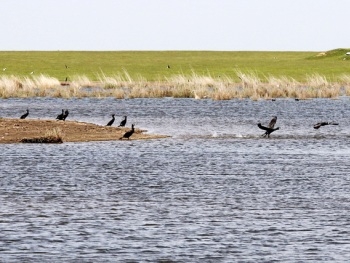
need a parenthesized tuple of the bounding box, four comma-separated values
(0, 118, 168, 143)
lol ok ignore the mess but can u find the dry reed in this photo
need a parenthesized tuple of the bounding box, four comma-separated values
(1, 71, 349, 100)
(340, 74, 350, 96)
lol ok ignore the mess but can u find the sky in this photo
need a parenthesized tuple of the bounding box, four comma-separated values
(1, 0, 349, 51)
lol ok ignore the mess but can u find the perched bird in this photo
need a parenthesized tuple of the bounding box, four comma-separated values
(56, 109, 64, 120)
(118, 116, 127, 127)
(62, 109, 69, 121)
(120, 124, 135, 140)
(313, 122, 339, 129)
(106, 114, 115, 126)
(258, 116, 280, 138)
(20, 109, 29, 119)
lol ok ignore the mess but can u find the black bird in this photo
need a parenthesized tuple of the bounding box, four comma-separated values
(258, 116, 279, 138)
(106, 114, 115, 126)
(118, 116, 127, 127)
(20, 109, 29, 119)
(120, 124, 135, 140)
(167, 65, 171, 69)
(56, 109, 64, 120)
(313, 122, 339, 129)
(62, 109, 69, 121)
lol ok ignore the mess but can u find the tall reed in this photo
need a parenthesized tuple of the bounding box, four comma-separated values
(340, 74, 350, 96)
(0, 71, 349, 99)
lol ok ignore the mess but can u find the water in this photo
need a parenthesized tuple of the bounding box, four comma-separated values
(1, 97, 350, 262)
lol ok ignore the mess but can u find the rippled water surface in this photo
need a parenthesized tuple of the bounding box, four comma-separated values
(1, 97, 350, 262)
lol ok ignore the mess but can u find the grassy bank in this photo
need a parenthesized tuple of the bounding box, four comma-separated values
(1, 49, 350, 99)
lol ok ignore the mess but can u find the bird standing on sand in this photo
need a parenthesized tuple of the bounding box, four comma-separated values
(120, 124, 135, 140)
(106, 114, 115, 126)
(20, 109, 29, 119)
(313, 122, 339, 129)
(257, 116, 280, 138)
(118, 116, 127, 127)
(62, 109, 69, 121)
(56, 109, 64, 120)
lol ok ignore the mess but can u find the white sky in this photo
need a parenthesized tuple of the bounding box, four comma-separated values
(1, 0, 349, 51)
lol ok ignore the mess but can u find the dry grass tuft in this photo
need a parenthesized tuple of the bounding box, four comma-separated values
(70, 75, 94, 88)
(44, 127, 64, 139)
(21, 128, 64, 143)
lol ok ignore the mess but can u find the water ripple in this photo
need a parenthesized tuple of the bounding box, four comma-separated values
(1, 98, 350, 262)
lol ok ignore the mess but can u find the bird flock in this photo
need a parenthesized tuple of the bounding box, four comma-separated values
(105, 115, 133, 139)
(18, 109, 135, 140)
(17, 109, 339, 140)
(257, 116, 339, 138)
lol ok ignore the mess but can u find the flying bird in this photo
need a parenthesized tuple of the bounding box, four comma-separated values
(258, 116, 280, 138)
(313, 122, 339, 129)
(106, 114, 115, 126)
(120, 124, 135, 140)
(20, 109, 29, 119)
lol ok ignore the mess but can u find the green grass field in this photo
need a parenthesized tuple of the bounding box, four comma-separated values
(1, 49, 349, 82)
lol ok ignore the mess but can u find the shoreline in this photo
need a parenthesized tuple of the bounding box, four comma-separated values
(1, 72, 350, 100)
(0, 118, 169, 144)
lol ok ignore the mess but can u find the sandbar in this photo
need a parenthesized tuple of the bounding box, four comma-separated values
(0, 118, 168, 143)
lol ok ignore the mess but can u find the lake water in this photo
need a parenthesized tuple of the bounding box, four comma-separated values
(1, 97, 350, 262)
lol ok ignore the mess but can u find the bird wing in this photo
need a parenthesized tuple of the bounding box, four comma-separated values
(268, 116, 277, 128)
(313, 123, 321, 129)
(313, 122, 328, 129)
(258, 123, 270, 131)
